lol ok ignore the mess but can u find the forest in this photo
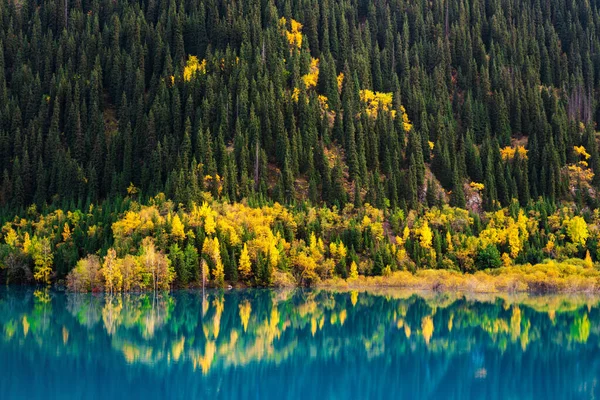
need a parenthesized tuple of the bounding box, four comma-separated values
(1, 0, 600, 289)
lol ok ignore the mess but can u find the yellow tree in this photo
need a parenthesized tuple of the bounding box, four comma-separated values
(66, 255, 101, 292)
(281, 18, 303, 50)
(330, 241, 347, 262)
(238, 243, 252, 281)
(32, 237, 53, 285)
(62, 223, 72, 242)
(170, 214, 186, 241)
(585, 250, 593, 268)
(4, 226, 18, 247)
(203, 237, 224, 286)
(121, 254, 141, 292)
(349, 261, 359, 280)
(139, 238, 174, 291)
(293, 251, 319, 285)
(140, 238, 158, 291)
(506, 224, 522, 258)
(183, 55, 207, 81)
(445, 231, 454, 252)
(301, 58, 319, 89)
(205, 213, 217, 235)
(566, 216, 589, 246)
(419, 221, 433, 249)
(102, 249, 123, 294)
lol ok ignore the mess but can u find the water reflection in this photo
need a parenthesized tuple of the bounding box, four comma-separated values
(1, 288, 600, 399)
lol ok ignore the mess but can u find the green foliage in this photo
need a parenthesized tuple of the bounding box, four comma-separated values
(1, 0, 600, 288)
(475, 245, 502, 271)
(0, 0, 594, 215)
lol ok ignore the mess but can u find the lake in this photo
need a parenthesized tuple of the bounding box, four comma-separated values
(0, 287, 598, 399)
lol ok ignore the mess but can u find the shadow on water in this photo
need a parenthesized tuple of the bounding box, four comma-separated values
(1, 286, 599, 399)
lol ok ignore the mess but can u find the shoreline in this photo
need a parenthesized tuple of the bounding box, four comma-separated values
(318, 260, 600, 294)
(9, 259, 600, 295)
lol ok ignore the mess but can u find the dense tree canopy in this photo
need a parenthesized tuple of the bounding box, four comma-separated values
(0, 0, 597, 211)
(1, 0, 600, 287)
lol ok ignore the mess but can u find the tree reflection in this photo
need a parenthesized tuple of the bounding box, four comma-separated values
(1, 288, 600, 399)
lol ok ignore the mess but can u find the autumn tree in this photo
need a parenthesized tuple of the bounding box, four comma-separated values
(238, 243, 252, 282)
(101, 249, 123, 294)
(566, 216, 589, 247)
(30, 237, 53, 285)
(139, 238, 174, 291)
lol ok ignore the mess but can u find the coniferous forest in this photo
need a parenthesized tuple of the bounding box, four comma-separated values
(2, 0, 600, 290)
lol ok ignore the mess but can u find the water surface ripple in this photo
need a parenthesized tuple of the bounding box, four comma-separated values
(1, 288, 598, 399)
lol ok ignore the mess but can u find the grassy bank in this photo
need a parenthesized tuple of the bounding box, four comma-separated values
(319, 259, 600, 294)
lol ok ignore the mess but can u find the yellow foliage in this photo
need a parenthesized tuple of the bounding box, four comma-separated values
(361, 215, 372, 229)
(359, 89, 394, 119)
(403, 226, 410, 241)
(507, 225, 521, 258)
(330, 241, 347, 261)
(139, 238, 174, 291)
(470, 182, 485, 191)
(566, 162, 595, 184)
(278, 17, 287, 29)
(203, 237, 224, 286)
(62, 223, 72, 242)
(170, 214, 186, 241)
(238, 244, 252, 280)
(349, 261, 358, 280)
(204, 214, 217, 236)
(370, 222, 384, 241)
(183, 55, 207, 82)
(500, 145, 528, 161)
(301, 58, 319, 89)
(317, 94, 329, 111)
(290, 19, 303, 35)
(22, 232, 32, 254)
(4, 227, 18, 247)
(112, 211, 142, 239)
(282, 18, 303, 50)
(87, 225, 98, 237)
(446, 231, 454, 252)
(419, 221, 433, 249)
(566, 216, 589, 246)
(32, 237, 53, 285)
(308, 232, 325, 260)
(293, 251, 319, 283)
(101, 249, 123, 294)
(574, 145, 591, 160)
(544, 234, 556, 254)
(291, 87, 300, 102)
(584, 250, 593, 269)
(217, 218, 240, 246)
(127, 183, 139, 196)
(337, 72, 344, 92)
(400, 105, 412, 131)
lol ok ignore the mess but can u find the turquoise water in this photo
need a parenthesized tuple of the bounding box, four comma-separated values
(0, 288, 598, 400)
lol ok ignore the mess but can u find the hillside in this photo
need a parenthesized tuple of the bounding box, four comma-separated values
(1, 0, 600, 287)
